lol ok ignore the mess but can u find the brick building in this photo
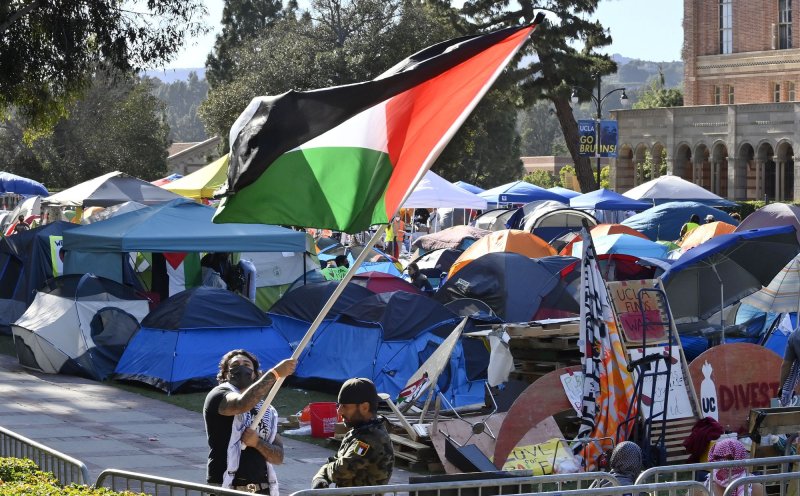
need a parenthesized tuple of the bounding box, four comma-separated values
(611, 0, 800, 201)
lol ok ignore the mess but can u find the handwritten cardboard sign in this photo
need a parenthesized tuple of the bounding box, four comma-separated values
(559, 371, 584, 415)
(501, 438, 574, 474)
(629, 346, 693, 420)
(607, 280, 668, 344)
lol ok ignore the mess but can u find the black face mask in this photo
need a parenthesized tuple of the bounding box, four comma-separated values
(229, 365, 254, 385)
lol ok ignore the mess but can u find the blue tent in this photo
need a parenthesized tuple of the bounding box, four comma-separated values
(570, 188, 652, 211)
(62, 199, 310, 282)
(269, 291, 488, 407)
(436, 253, 580, 322)
(0, 222, 82, 328)
(454, 181, 485, 194)
(114, 287, 292, 393)
(479, 181, 567, 205)
(622, 201, 737, 241)
(0, 172, 48, 196)
(569, 234, 669, 259)
(548, 186, 580, 199)
(270, 281, 375, 322)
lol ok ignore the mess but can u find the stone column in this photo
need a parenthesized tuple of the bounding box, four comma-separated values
(776, 161, 782, 202)
(755, 160, 763, 200)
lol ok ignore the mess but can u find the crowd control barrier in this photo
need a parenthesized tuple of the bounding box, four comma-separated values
(289, 471, 619, 496)
(95, 468, 252, 495)
(0, 424, 90, 485)
(635, 455, 800, 485)
(530, 480, 709, 496)
(723, 471, 800, 496)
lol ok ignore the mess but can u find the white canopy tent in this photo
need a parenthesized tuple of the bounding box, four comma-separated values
(622, 175, 734, 206)
(403, 171, 487, 209)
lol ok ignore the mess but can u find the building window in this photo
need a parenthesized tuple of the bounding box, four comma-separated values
(789, 81, 796, 101)
(780, 0, 792, 49)
(774, 82, 782, 102)
(719, 0, 733, 53)
(714, 85, 722, 104)
(728, 85, 735, 104)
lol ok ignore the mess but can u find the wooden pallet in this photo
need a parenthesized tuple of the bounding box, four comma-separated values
(504, 321, 582, 384)
(390, 433, 442, 473)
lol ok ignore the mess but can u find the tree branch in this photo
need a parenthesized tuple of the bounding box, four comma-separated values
(0, 0, 41, 35)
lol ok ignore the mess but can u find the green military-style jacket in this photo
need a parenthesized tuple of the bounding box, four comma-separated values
(314, 417, 394, 487)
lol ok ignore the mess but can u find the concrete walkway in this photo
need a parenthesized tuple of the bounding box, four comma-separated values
(0, 354, 411, 494)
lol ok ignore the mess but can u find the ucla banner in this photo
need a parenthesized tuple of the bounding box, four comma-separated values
(578, 120, 596, 157)
(598, 120, 618, 158)
(578, 120, 618, 158)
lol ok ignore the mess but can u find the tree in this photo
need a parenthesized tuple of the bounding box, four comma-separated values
(636, 149, 668, 183)
(523, 170, 557, 188)
(517, 101, 566, 156)
(633, 69, 684, 109)
(0, 70, 170, 188)
(150, 72, 209, 141)
(0, 0, 207, 131)
(205, 0, 289, 87)
(461, 0, 617, 192)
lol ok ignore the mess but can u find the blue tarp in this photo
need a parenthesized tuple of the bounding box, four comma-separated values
(622, 201, 737, 241)
(269, 292, 488, 407)
(479, 181, 567, 205)
(0, 172, 48, 196)
(115, 287, 291, 393)
(454, 181, 485, 194)
(63, 199, 308, 253)
(570, 188, 652, 211)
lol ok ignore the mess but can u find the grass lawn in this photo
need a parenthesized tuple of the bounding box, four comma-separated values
(0, 334, 335, 446)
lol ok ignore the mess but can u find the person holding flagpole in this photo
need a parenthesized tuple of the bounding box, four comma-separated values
(204, 350, 296, 494)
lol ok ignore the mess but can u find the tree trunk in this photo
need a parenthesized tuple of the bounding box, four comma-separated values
(551, 95, 598, 192)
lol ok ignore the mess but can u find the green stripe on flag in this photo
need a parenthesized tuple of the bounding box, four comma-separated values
(214, 147, 393, 232)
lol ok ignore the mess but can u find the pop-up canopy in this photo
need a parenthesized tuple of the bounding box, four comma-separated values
(163, 155, 229, 200)
(403, 170, 487, 209)
(44, 171, 184, 207)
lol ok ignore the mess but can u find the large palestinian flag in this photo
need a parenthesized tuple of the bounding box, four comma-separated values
(213, 16, 543, 233)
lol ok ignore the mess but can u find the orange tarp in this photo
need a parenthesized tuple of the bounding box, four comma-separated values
(680, 221, 736, 250)
(448, 229, 556, 277)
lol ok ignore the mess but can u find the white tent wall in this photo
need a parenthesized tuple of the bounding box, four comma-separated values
(12, 292, 149, 376)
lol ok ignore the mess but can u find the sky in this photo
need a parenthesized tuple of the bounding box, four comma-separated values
(163, 0, 684, 69)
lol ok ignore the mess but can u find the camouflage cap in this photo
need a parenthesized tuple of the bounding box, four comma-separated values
(338, 378, 378, 409)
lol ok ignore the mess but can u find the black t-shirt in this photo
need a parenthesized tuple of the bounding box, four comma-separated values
(204, 385, 234, 483)
(203, 384, 270, 485)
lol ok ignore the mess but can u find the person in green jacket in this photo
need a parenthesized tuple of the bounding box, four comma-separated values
(679, 214, 701, 238)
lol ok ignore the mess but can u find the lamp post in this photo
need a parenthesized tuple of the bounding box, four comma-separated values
(572, 74, 629, 189)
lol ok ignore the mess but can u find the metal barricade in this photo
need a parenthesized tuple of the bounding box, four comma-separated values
(724, 471, 800, 496)
(0, 424, 90, 485)
(290, 471, 619, 496)
(95, 468, 252, 496)
(635, 455, 800, 485)
(531, 480, 709, 496)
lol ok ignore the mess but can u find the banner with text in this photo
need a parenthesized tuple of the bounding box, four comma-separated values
(578, 119, 618, 158)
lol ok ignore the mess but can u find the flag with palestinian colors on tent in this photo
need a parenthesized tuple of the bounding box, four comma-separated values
(574, 227, 636, 470)
(213, 17, 544, 233)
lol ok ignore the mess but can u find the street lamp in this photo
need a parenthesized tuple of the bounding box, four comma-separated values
(572, 74, 629, 188)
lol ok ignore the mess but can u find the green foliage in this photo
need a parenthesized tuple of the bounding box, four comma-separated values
(150, 72, 209, 141)
(636, 149, 668, 182)
(460, 0, 615, 192)
(632, 72, 683, 109)
(0, 0, 207, 130)
(517, 102, 566, 156)
(559, 165, 576, 189)
(0, 70, 170, 188)
(523, 170, 557, 188)
(600, 165, 610, 189)
(733, 201, 765, 220)
(0, 457, 140, 495)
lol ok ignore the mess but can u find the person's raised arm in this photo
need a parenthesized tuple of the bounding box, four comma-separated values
(219, 359, 296, 415)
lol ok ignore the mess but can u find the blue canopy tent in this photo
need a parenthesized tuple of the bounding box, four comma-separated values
(269, 291, 488, 406)
(547, 186, 580, 199)
(0, 172, 48, 196)
(570, 188, 653, 211)
(454, 181, 485, 194)
(479, 181, 567, 207)
(622, 201, 737, 241)
(62, 199, 311, 283)
(114, 287, 293, 393)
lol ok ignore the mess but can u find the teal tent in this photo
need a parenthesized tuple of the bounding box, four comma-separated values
(62, 199, 311, 282)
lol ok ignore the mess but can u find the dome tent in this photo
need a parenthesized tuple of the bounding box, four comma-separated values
(115, 287, 292, 393)
(12, 274, 149, 381)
